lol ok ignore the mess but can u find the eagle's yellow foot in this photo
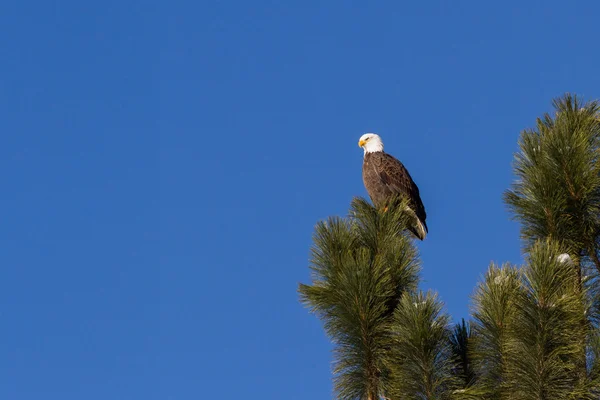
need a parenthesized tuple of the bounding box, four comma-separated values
(383, 206, 388, 212)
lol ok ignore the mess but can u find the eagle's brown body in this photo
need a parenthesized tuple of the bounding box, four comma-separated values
(362, 151, 428, 240)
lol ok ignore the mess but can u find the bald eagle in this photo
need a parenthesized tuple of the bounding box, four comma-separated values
(358, 133, 428, 240)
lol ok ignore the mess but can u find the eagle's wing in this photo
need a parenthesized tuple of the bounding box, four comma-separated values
(374, 153, 427, 226)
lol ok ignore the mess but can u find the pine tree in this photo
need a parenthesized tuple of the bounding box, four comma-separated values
(470, 262, 521, 399)
(481, 93, 600, 398)
(504, 93, 600, 273)
(298, 197, 421, 399)
(506, 239, 587, 399)
(300, 93, 600, 399)
(469, 240, 592, 399)
(386, 290, 458, 400)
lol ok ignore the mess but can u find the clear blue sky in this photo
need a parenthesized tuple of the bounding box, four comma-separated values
(2, 1, 600, 398)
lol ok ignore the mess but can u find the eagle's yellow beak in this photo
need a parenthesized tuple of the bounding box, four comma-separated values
(358, 139, 367, 147)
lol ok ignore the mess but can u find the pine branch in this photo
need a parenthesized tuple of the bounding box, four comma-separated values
(504, 94, 600, 269)
(470, 262, 521, 398)
(505, 239, 586, 400)
(386, 291, 458, 400)
(298, 197, 421, 399)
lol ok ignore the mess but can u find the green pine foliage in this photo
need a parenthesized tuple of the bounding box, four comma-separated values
(586, 331, 600, 398)
(501, 94, 600, 398)
(387, 290, 457, 400)
(506, 239, 587, 399)
(449, 319, 475, 387)
(298, 197, 420, 399)
(504, 94, 600, 271)
(300, 93, 600, 399)
(469, 241, 595, 399)
(470, 262, 521, 398)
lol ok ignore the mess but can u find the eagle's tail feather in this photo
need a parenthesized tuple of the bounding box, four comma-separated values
(412, 217, 428, 241)
(403, 205, 427, 240)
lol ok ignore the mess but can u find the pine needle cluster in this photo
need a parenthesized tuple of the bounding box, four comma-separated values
(470, 262, 521, 397)
(387, 290, 457, 400)
(504, 94, 600, 271)
(470, 240, 590, 399)
(299, 197, 421, 399)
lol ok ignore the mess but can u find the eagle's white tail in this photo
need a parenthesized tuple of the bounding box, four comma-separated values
(404, 205, 427, 240)
(413, 217, 427, 240)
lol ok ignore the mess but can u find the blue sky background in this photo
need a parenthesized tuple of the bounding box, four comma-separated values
(2, 1, 600, 399)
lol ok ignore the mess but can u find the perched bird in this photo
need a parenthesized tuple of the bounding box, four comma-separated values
(358, 133, 428, 240)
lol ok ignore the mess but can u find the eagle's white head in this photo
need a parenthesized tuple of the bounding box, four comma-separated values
(358, 133, 384, 155)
